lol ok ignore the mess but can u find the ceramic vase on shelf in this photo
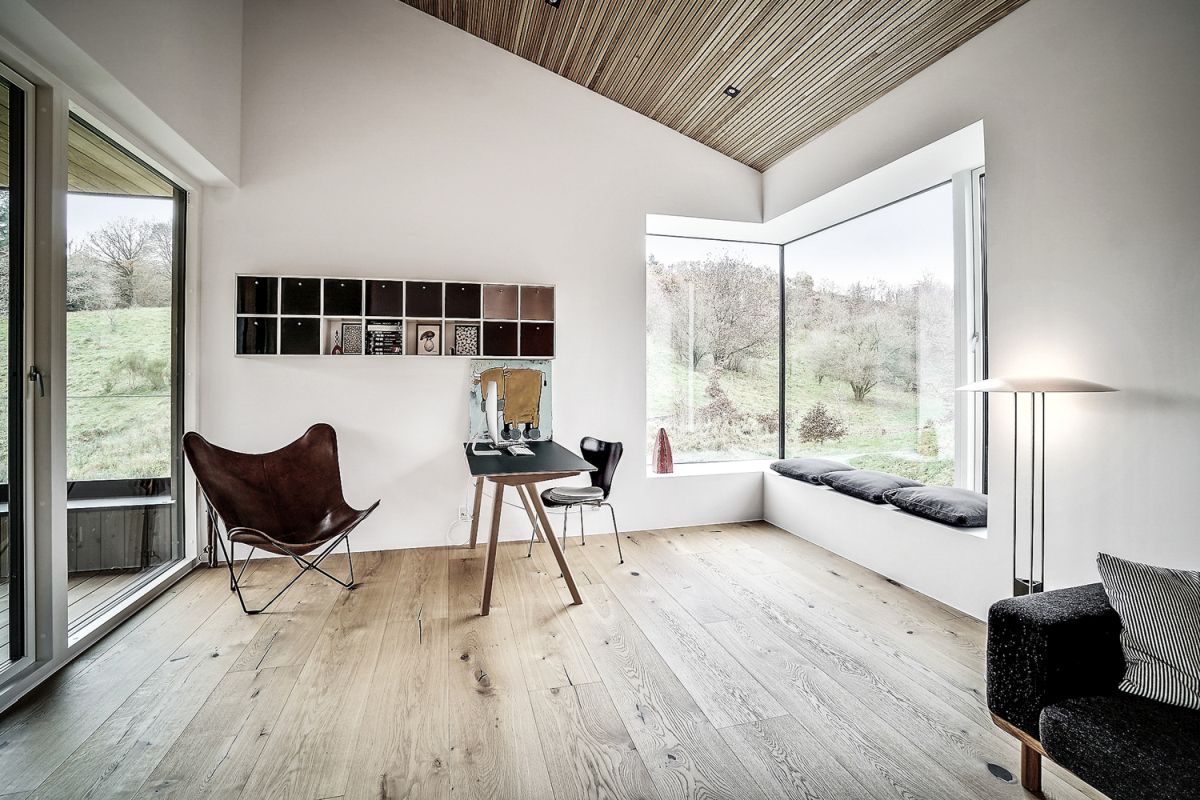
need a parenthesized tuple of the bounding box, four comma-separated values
(653, 428, 674, 474)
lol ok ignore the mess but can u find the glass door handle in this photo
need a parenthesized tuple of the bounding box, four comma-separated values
(27, 365, 44, 397)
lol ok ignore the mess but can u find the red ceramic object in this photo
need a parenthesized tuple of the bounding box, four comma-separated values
(653, 428, 674, 474)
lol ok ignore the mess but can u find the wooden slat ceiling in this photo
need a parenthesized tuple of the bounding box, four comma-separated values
(401, 0, 1026, 171)
(1, 89, 170, 195)
(67, 116, 174, 197)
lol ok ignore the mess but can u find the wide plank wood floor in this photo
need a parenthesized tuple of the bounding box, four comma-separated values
(0, 522, 1107, 799)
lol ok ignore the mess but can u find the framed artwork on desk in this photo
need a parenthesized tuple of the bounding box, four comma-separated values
(467, 359, 552, 443)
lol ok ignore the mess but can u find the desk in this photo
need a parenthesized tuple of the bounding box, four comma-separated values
(464, 440, 595, 615)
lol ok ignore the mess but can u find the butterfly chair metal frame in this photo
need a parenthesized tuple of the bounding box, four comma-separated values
(185, 423, 379, 615)
(526, 437, 624, 564)
(204, 501, 362, 615)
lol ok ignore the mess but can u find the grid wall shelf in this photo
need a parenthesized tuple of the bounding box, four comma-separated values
(234, 274, 555, 359)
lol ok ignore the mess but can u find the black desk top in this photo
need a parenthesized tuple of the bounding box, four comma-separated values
(464, 440, 596, 478)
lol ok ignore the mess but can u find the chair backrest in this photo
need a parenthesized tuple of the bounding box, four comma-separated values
(581, 437, 623, 498)
(183, 423, 349, 543)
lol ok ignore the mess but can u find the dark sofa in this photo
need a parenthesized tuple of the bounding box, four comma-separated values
(987, 583, 1200, 799)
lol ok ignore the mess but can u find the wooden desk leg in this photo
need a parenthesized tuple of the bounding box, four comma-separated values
(528, 482, 582, 606)
(480, 482, 505, 616)
(517, 484, 546, 543)
(468, 476, 485, 549)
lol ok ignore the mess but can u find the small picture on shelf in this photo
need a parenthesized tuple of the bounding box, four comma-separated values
(366, 320, 403, 354)
(453, 324, 480, 356)
(416, 324, 441, 355)
(341, 321, 363, 355)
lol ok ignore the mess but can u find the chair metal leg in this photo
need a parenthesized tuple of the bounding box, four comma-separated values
(561, 506, 570, 551)
(603, 502, 623, 564)
(216, 528, 355, 615)
(579, 505, 586, 545)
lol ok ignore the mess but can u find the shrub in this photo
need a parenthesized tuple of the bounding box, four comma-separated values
(917, 421, 939, 457)
(104, 350, 170, 394)
(797, 402, 847, 445)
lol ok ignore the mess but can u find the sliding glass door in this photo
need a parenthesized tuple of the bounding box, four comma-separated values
(1, 72, 27, 665)
(64, 113, 184, 635)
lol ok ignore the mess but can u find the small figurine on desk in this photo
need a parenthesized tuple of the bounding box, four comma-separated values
(331, 329, 343, 355)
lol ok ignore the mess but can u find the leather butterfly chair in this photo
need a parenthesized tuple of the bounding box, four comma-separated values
(527, 437, 624, 564)
(183, 423, 379, 614)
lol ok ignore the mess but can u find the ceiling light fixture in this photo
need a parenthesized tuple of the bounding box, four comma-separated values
(724, 85, 740, 98)
(546, 0, 560, 6)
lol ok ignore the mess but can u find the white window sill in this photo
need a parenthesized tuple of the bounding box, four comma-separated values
(646, 459, 775, 478)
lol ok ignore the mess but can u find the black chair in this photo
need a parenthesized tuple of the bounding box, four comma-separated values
(527, 437, 624, 563)
(184, 424, 380, 614)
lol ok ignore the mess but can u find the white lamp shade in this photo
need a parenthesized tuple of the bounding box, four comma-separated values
(956, 376, 1117, 393)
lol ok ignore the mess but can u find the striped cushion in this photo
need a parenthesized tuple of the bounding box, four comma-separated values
(1097, 552, 1200, 711)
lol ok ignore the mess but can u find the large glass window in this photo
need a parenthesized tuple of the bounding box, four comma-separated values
(65, 113, 184, 634)
(646, 178, 984, 488)
(784, 184, 957, 484)
(646, 236, 779, 463)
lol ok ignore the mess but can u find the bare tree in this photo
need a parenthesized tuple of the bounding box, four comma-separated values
(67, 239, 117, 311)
(649, 252, 778, 372)
(87, 217, 156, 307)
(812, 282, 915, 402)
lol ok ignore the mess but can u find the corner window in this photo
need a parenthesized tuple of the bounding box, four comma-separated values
(646, 173, 987, 490)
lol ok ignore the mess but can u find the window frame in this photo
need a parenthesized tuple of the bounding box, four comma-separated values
(62, 110, 189, 638)
(646, 169, 989, 491)
(1, 62, 33, 670)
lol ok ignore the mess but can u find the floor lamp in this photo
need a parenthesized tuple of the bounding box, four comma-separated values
(957, 377, 1116, 596)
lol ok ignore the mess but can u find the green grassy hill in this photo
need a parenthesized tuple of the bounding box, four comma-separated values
(0, 306, 172, 483)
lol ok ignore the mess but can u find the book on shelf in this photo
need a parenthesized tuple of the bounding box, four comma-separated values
(366, 320, 403, 355)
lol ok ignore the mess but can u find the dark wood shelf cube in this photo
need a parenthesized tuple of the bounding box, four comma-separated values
(520, 322, 554, 357)
(405, 281, 443, 317)
(280, 317, 321, 354)
(445, 282, 482, 318)
(366, 280, 404, 316)
(483, 321, 518, 356)
(323, 278, 363, 316)
(281, 278, 320, 315)
(237, 276, 277, 314)
(236, 317, 277, 354)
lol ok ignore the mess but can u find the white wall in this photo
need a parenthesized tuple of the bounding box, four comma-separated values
(763, 0, 1200, 614)
(199, 0, 764, 551)
(0, 0, 243, 185)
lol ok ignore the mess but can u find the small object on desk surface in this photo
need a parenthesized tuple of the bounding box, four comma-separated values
(507, 444, 534, 456)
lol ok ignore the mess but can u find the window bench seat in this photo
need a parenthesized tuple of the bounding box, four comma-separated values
(762, 470, 992, 618)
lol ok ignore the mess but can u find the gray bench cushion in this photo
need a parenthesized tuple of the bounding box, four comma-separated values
(818, 469, 922, 503)
(770, 458, 853, 485)
(883, 485, 988, 527)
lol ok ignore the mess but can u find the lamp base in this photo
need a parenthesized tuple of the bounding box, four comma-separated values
(1014, 578, 1044, 597)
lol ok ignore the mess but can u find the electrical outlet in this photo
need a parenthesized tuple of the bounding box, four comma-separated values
(458, 504, 471, 521)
